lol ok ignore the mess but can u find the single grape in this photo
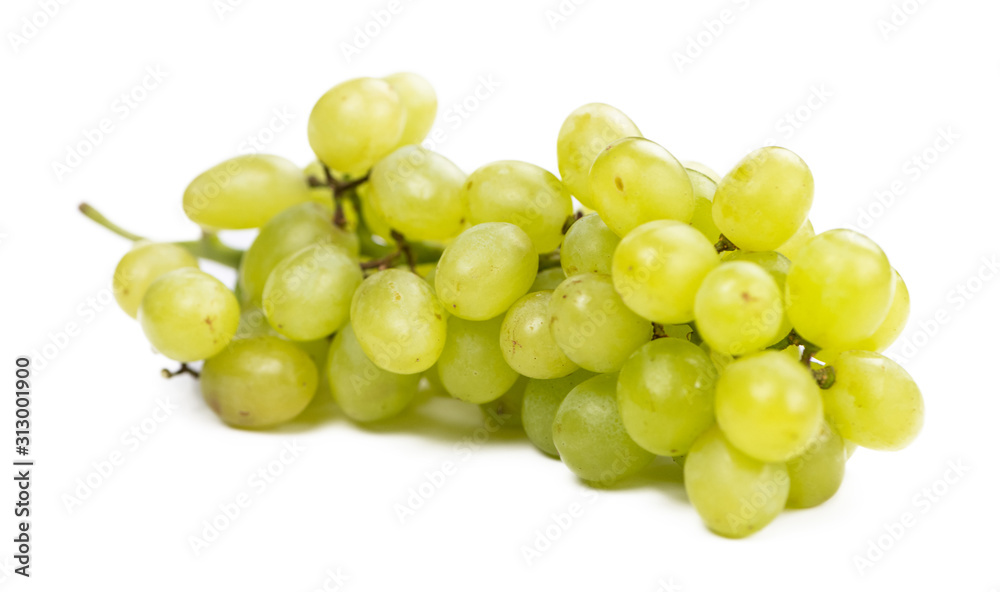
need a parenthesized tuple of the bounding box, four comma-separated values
(590, 137, 694, 237)
(785, 229, 894, 350)
(785, 422, 846, 509)
(842, 269, 910, 352)
(463, 160, 573, 253)
(720, 250, 794, 339)
(715, 351, 823, 462)
(435, 222, 538, 320)
(684, 426, 789, 538)
(687, 168, 720, 242)
(694, 261, 785, 356)
(436, 315, 519, 404)
(557, 103, 641, 208)
(357, 181, 394, 242)
(611, 220, 719, 324)
(617, 338, 718, 456)
(549, 273, 652, 372)
(775, 219, 815, 262)
(712, 147, 814, 251)
(822, 351, 923, 450)
(561, 213, 619, 276)
(138, 268, 240, 362)
(262, 243, 363, 341)
(530, 267, 567, 292)
(113, 242, 199, 318)
(479, 376, 529, 429)
(522, 369, 596, 456)
(500, 291, 578, 379)
(327, 324, 420, 422)
(383, 72, 437, 147)
(201, 336, 317, 428)
(552, 373, 655, 485)
(681, 161, 721, 183)
(351, 269, 447, 375)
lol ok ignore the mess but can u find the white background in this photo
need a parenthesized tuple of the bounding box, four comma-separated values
(1, 0, 998, 590)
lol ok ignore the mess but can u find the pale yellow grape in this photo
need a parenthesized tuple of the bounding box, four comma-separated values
(530, 267, 567, 292)
(113, 242, 199, 318)
(589, 137, 695, 237)
(464, 160, 572, 253)
(786, 422, 846, 509)
(549, 273, 652, 372)
(522, 369, 596, 456)
(369, 146, 466, 241)
(720, 249, 794, 340)
(712, 147, 814, 251)
(561, 213, 619, 276)
(183, 155, 313, 230)
(201, 336, 317, 428)
(552, 373, 655, 485)
(138, 268, 240, 362)
(239, 202, 359, 305)
(842, 270, 910, 352)
(327, 324, 420, 422)
(435, 223, 537, 320)
(262, 244, 363, 341)
(351, 269, 447, 375)
(308, 77, 405, 176)
(822, 351, 923, 450)
(557, 103, 641, 208)
(233, 306, 276, 340)
(357, 182, 393, 242)
(776, 219, 815, 262)
(681, 161, 721, 183)
(611, 220, 719, 324)
(480, 376, 529, 428)
(694, 262, 785, 356)
(684, 426, 789, 538)
(500, 291, 578, 379)
(436, 315, 519, 404)
(617, 338, 718, 456)
(786, 229, 894, 350)
(715, 351, 823, 462)
(383, 72, 437, 147)
(687, 168, 720, 242)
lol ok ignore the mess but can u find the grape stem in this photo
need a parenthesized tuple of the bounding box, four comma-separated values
(787, 330, 837, 389)
(652, 323, 667, 339)
(714, 234, 738, 253)
(359, 230, 415, 272)
(538, 251, 561, 271)
(310, 166, 370, 229)
(161, 363, 200, 379)
(561, 211, 584, 234)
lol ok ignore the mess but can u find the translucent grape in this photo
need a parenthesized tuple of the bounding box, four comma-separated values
(694, 261, 785, 356)
(775, 219, 815, 262)
(113, 242, 199, 318)
(435, 222, 538, 320)
(611, 220, 719, 324)
(479, 376, 529, 429)
(522, 370, 596, 456)
(617, 338, 718, 456)
(530, 267, 567, 292)
(712, 147, 814, 251)
(500, 291, 578, 379)
(201, 336, 317, 428)
(351, 269, 447, 375)
(552, 373, 655, 485)
(383, 72, 437, 147)
(327, 324, 420, 422)
(822, 351, 923, 450)
(549, 273, 652, 372)
(436, 315, 519, 404)
(681, 161, 721, 183)
(556, 103, 641, 208)
(843, 269, 910, 352)
(720, 250, 794, 339)
(785, 422, 846, 509)
(357, 181, 393, 242)
(684, 426, 789, 538)
(138, 268, 240, 362)
(687, 168, 720, 242)
(715, 351, 823, 462)
(561, 213, 619, 276)
(262, 243, 363, 341)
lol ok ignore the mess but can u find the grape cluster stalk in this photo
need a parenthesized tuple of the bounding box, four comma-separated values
(82, 73, 924, 538)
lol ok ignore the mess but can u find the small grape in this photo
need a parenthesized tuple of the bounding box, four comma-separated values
(686, 168, 720, 242)
(327, 324, 420, 422)
(113, 242, 199, 318)
(694, 261, 785, 356)
(557, 103, 641, 208)
(479, 376, 529, 429)
(522, 370, 596, 456)
(842, 269, 910, 352)
(500, 291, 578, 379)
(383, 72, 437, 147)
(786, 422, 846, 509)
(530, 267, 567, 292)
(681, 161, 721, 183)
(436, 315, 519, 404)
(561, 213, 619, 277)
(775, 219, 815, 262)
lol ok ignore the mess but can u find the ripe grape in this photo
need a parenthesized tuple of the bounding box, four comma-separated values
(694, 261, 785, 356)
(785, 422, 846, 509)
(686, 167, 720, 242)
(530, 267, 567, 292)
(327, 324, 421, 422)
(681, 161, 721, 183)
(383, 72, 437, 147)
(557, 103, 641, 208)
(500, 291, 578, 379)
(113, 242, 199, 318)
(436, 315, 519, 404)
(479, 376, 529, 428)
(842, 269, 910, 352)
(560, 213, 619, 276)
(775, 219, 815, 262)
(522, 370, 596, 456)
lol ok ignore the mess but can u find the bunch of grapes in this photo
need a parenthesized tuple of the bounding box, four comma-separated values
(83, 73, 923, 538)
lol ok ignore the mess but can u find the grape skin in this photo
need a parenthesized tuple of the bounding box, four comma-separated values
(694, 261, 785, 356)
(557, 103, 641, 208)
(522, 370, 596, 457)
(530, 267, 567, 292)
(560, 213, 620, 277)
(113, 242, 199, 318)
(383, 72, 437, 148)
(841, 269, 910, 352)
(327, 324, 420, 422)
(785, 422, 846, 509)
(686, 168, 720, 242)
(436, 315, 519, 404)
(500, 291, 579, 379)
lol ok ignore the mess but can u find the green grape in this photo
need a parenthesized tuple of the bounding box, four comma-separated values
(308, 77, 405, 176)
(435, 222, 538, 320)
(500, 291, 578, 379)
(479, 376, 529, 428)
(822, 351, 923, 450)
(684, 426, 789, 538)
(687, 168, 720, 242)
(617, 338, 718, 456)
(715, 351, 823, 462)
(712, 147, 814, 251)
(369, 146, 467, 241)
(233, 306, 276, 340)
(552, 373, 655, 485)
(464, 160, 573, 253)
(776, 219, 815, 262)
(327, 324, 420, 422)
(720, 250, 794, 339)
(786, 422, 846, 509)
(436, 315, 519, 404)
(662, 324, 694, 339)
(239, 202, 360, 306)
(557, 103, 641, 208)
(842, 269, 910, 352)
(561, 213, 619, 276)
(383, 72, 437, 147)
(138, 268, 240, 362)
(785, 229, 894, 350)
(357, 182, 394, 242)
(611, 220, 719, 324)
(113, 242, 199, 318)
(262, 244, 363, 341)
(201, 336, 317, 428)
(530, 267, 567, 292)
(845, 440, 858, 459)
(351, 269, 447, 375)
(182, 155, 314, 230)
(522, 369, 596, 456)
(681, 161, 721, 183)
(589, 137, 695, 237)
(549, 273, 652, 372)
(694, 262, 785, 356)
